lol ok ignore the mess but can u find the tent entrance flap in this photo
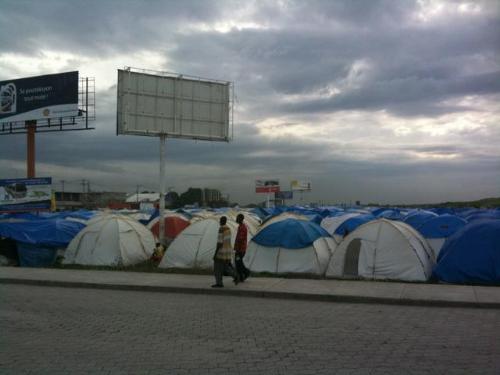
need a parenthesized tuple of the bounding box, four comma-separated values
(344, 239, 361, 277)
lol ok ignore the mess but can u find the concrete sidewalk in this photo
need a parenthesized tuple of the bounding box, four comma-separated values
(1, 267, 499, 308)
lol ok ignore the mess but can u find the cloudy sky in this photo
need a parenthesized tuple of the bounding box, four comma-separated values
(0, 0, 499, 205)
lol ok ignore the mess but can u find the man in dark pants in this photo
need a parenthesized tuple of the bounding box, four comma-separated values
(212, 216, 236, 288)
(234, 213, 250, 282)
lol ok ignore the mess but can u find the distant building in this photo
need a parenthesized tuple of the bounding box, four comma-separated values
(55, 191, 128, 210)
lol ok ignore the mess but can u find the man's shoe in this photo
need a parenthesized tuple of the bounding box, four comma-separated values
(233, 278, 239, 285)
(211, 284, 223, 288)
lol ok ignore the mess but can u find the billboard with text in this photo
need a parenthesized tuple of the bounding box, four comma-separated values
(0, 177, 52, 212)
(256, 180, 280, 193)
(0, 72, 79, 123)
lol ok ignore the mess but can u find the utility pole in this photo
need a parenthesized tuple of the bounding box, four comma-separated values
(136, 185, 141, 204)
(60, 180, 65, 201)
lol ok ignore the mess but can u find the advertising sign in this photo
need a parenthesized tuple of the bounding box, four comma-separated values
(291, 180, 312, 191)
(117, 69, 232, 141)
(275, 191, 293, 200)
(0, 177, 52, 212)
(0, 72, 79, 123)
(255, 179, 280, 193)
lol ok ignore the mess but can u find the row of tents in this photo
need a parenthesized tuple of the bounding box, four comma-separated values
(0, 206, 499, 285)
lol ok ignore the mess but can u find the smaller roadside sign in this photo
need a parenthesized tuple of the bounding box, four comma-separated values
(0, 177, 52, 213)
(275, 191, 293, 200)
(291, 180, 312, 191)
(255, 179, 280, 193)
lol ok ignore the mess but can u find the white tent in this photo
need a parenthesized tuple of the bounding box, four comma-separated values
(63, 214, 155, 266)
(326, 219, 435, 281)
(245, 237, 335, 275)
(321, 213, 361, 242)
(159, 217, 240, 269)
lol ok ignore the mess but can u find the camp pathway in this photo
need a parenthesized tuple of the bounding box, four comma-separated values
(1, 267, 499, 308)
(1, 284, 499, 375)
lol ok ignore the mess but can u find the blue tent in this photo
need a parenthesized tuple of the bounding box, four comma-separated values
(403, 210, 438, 229)
(465, 211, 500, 222)
(417, 214, 467, 238)
(334, 214, 375, 237)
(433, 220, 500, 285)
(370, 207, 390, 217)
(252, 219, 330, 249)
(376, 209, 404, 220)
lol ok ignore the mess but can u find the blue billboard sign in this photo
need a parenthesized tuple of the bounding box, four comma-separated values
(0, 177, 52, 212)
(275, 190, 293, 200)
(0, 71, 78, 123)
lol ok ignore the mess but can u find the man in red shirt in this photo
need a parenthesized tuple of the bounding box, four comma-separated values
(234, 213, 250, 282)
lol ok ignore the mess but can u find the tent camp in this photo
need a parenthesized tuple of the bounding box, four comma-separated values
(245, 219, 335, 275)
(433, 220, 500, 285)
(326, 219, 435, 281)
(63, 215, 155, 266)
(159, 217, 240, 269)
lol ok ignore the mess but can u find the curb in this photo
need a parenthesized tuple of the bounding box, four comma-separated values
(1, 277, 499, 309)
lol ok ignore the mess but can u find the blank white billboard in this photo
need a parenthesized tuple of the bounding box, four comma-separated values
(117, 68, 232, 141)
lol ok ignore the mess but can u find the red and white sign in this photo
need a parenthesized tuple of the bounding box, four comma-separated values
(255, 179, 280, 193)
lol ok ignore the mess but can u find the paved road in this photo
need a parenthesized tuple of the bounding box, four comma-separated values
(1, 285, 499, 375)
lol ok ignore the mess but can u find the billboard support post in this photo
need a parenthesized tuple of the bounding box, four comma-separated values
(26, 120, 36, 178)
(158, 135, 166, 246)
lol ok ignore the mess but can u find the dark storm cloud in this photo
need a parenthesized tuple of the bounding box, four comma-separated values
(0, 0, 223, 56)
(0, 0, 499, 204)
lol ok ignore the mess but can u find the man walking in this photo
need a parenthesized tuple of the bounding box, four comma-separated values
(212, 216, 236, 288)
(234, 213, 250, 282)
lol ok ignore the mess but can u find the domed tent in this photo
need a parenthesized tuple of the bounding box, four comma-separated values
(323, 213, 375, 243)
(403, 210, 438, 229)
(260, 212, 309, 230)
(326, 219, 435, 281)
(416, 214, 467, 256)
(376, 209, 404, 221)
(433, 220, 500, 285)
(63, 215, 155, 266)
(245, 219, 336, 275)
(321, 213, 360, 237)
(465, 210, 500, 223)
(147, 214, 190, 242)
(159, 217, 240, 269)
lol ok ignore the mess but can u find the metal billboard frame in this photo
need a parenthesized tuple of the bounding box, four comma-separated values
(117, 67, 233, 142)
(117, 67, 234, 245)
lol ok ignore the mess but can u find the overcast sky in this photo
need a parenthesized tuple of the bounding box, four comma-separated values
(0, 0, 499, 205)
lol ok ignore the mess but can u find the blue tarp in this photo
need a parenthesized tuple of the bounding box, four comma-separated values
(334, 214, 375, 236)
(403, 210, 438, 229)
(433, 220, 500, 285)
(417, 214, 467, 238)
(17, 242, 58, 267)
(252, 219, 330, 249)
(0, 219, 85, 247)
